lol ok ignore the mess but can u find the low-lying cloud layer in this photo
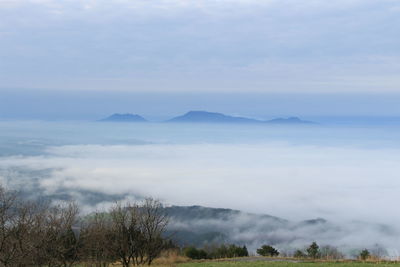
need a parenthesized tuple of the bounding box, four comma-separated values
(1, 122, 400, 255)
(1, 142, 399, 223)
(166, 206, 399, 257)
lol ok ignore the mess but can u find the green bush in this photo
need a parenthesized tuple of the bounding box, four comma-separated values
(257, 245, 279, 257)
(184, 244, 248, 260)
(307, 242, 320, 259)
(359, 249, 370, 260)
(184, 247, 208, 260)
(294, 250, 306, 258)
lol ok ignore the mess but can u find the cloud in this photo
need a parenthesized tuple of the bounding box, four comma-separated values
(2, 141, 400, 256)
(167, 210, 400, 257)
(1, 0, 400, 92)
(1, 121, 400, 255)
(1, 142, 400, 225)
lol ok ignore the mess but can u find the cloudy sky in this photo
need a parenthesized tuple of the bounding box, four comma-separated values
(1, 0, 400, 119)
(1, 0, 400, 93)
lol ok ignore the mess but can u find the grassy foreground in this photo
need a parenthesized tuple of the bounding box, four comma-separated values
(177, 261, 400, 267)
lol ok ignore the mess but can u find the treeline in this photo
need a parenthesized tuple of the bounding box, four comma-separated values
(183, 242, 344, 260)
(259, 242, 378, 261)
(289, 242, 344, 259)
(183, 242, 379, 261)
(0, 186, 169, 267)
(184, 244, 248, 259)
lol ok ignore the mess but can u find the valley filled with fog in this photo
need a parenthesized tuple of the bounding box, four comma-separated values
(1, 120, 400, 255)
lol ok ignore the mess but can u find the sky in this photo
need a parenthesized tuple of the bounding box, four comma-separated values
(1, 0, 400, 95)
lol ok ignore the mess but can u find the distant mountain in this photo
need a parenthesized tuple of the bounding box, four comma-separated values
(168, 111, 261, 123)
(165, 205, 285, 223)
(100, 111, 314, 124)
(100, 113, 147, 122)
(267, 116, 315, 124)
(167, 111, 314, 124)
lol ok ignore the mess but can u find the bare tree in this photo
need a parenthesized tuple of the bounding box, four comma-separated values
(0, 187, 38, 267)
(0, 187, 43, 267)
(0, 186, 18, 267)
(319, 245, 344, 260)
(107, 199, 169, 267)
(108, 202, 144, 267)
(34, 202, 81, 267)
(139, 198, 169, 265)
(81, 212, 115, 267)
(0, 185, 170, 267)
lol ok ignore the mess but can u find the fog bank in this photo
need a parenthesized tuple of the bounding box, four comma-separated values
(0, 121, 399, 255)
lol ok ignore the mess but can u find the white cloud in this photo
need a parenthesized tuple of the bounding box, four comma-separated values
(1, 142, 400, 225)
(1, 120, 400, 254)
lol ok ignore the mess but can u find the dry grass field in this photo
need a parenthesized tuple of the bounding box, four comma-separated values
(176, 262, 400, 267)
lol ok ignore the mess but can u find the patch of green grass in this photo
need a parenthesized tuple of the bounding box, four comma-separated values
(178, 261, 400, 267)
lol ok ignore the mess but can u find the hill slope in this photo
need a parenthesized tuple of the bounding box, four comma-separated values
(167, 111, 313, 124)
(164, 205, 393, 253)
(167, 111, 260, 123)
(100, 113, 147, 122)
(267, 117, 314, 124)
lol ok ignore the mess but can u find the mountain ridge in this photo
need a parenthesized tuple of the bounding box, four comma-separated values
(100, 111, 315, 124)
(167, 111, 260, 123)
(168, 111, 314, 124)
(100, 113, 147, 122)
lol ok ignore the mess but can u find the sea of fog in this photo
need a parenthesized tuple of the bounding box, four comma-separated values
(1, 120, 400, 255)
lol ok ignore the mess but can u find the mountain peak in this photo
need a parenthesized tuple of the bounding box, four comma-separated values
(268, 116, 314, 124)
(100, 113, 147, 122)
(168, 111, 259, 123)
